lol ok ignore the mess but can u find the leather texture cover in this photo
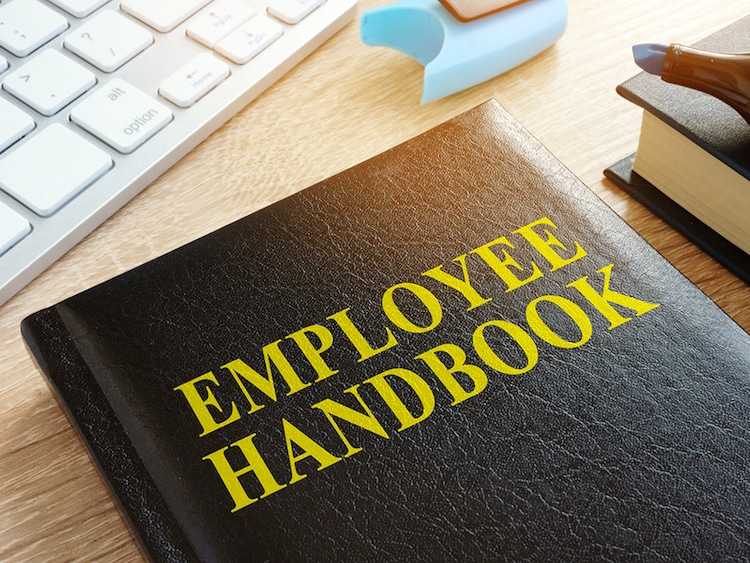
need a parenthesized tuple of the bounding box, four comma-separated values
(22, 101, 750, 562)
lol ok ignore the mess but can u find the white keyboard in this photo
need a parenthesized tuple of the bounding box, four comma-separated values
(0, 0, 357, 306)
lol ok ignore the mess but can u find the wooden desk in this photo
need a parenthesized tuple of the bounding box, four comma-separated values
(1, 0, 748, 560)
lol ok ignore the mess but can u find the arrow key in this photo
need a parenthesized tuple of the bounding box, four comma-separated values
(159, 52, 230, 108)
(187, 0, 256, 49)
(215, 15, 283, 65)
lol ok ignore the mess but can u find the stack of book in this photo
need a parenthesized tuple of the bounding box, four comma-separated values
(606, 15, 750, 283)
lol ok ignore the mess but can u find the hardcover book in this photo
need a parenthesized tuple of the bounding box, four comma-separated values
(23, 101, 750, 561)
(605, 15, 750, 284)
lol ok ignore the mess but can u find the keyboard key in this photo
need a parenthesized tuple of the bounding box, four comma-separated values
(0, 203, 31, 256)
(215, 15, 283, 65)
(120, 0, 213, 33)
(48, 0, 110, 18)
(187, 0, 256, 49)
(71, 79, 173, 154)
(2, 50, 96, 116)
(159, 53, 230, 108)
(0, 0, 69, 57)
(0, 0, 357, 307)
(0, 124, 112, 217)
(268, 0, 326, 24)
(0, 98, 35, 153)
(64, 10, 153, 72)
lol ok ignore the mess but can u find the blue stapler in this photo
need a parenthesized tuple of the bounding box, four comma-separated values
(360, 0, 568, 103)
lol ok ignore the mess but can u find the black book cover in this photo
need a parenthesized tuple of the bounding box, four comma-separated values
(605, 155, 750, 284)
(605, 15, 750, 283)
(23, 101, 750, 561)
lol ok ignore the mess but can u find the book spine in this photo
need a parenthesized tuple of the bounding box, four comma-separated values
(21, 307, 198, 563)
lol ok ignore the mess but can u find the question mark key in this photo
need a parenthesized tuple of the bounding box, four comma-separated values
(64, 10, 153, 72)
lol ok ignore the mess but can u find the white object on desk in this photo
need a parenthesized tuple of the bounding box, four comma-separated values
(0, 0, 359, 307)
